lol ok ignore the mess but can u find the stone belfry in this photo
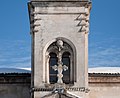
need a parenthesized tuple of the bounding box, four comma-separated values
(28, 0, 92, 98)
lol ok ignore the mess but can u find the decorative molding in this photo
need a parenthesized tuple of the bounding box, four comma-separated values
(31, 86, 90, 93)
(89, 73, 120, 77)
(30, 24, 40, 28)
(30, 18, 41, 23)
(31, 1, 92, 8)
(75, 13, 90, 33)
(31, 87, 53, 92)
(30, 17, 41, 33)
(66, 87, 90, 93)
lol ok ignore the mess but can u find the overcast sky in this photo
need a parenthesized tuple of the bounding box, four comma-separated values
(0, 0, 120, 68)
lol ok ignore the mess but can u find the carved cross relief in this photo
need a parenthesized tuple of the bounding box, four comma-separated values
(52, 40, 68, 83)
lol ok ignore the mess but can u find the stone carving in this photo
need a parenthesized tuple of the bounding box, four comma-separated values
(76, 13, 90, 33)
(52, 40, 68, 83)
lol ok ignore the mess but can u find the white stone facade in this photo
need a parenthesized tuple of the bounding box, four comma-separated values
(28, 0, 92, 98)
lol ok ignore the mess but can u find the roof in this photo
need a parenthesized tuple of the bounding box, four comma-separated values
(0, 67, 120, 74)
(89, 67, 120, 74)
(0, 68, 31, 73)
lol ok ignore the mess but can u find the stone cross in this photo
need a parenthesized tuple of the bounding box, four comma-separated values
(52, 40, 68, 83)
(52, 64, 68, 83)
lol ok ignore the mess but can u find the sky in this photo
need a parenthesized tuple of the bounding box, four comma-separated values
(0, 0, 120, 68)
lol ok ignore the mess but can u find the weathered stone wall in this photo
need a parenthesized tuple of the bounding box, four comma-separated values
(0, 73, 31, 98)
(89, 83, 120, 98)
(89, 73, 120, 98)
(0, 73, 120, 98)
(0, 84, 30, 98)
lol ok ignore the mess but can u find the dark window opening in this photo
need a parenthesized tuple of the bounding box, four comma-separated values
(49, 52, 58, 83)
(62, 52, 70, 84)
(49, 52, 71, 84)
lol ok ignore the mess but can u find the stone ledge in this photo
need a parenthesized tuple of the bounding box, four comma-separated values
(31, 87, 89, 93)
(89, 73, 120, 77)
(29, 1, 92, 8)
(89, 77, 120, 83)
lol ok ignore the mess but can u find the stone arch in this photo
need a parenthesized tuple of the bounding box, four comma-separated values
(43, 37, 76, 84)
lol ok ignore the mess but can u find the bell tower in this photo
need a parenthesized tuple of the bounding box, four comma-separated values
(28, 0, 92, 98)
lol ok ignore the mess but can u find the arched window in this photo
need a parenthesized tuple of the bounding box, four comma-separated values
(49, 52, 58, 84)
(46, 39, 76, 84)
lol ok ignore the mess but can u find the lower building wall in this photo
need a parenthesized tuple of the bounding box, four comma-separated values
(0, 84, 30, 98)
(0, 73, 120, 98)
(1, 83, 120, 98)
(88, 74, 120, 98)
(0, 73, 31, 98)
(89, 83, 120, 98)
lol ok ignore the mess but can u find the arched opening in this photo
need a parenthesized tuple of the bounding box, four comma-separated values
(45, 38, 76, 84)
